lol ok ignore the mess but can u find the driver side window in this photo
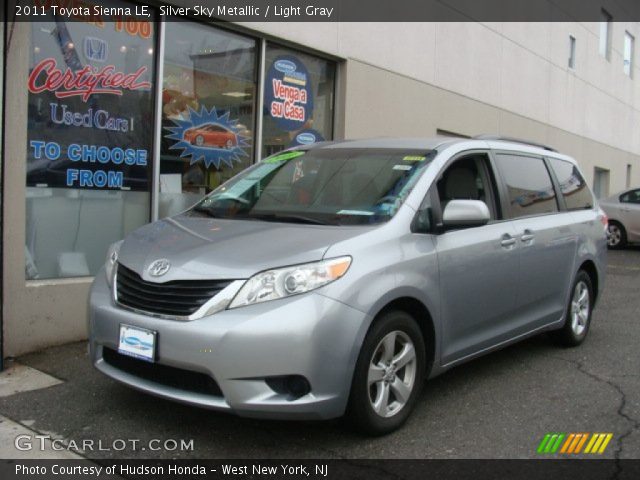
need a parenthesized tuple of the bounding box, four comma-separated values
(436, 153, 500, 221)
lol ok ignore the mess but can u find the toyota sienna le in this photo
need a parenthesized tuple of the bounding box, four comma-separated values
(89, 136, 607, 434)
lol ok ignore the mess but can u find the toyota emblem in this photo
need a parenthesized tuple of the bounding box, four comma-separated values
(148, 259, 171, 277)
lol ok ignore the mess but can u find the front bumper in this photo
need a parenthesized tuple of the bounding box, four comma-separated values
(88, 273, 370, 420)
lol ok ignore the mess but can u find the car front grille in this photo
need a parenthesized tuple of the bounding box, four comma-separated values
(102, 347, 223, 397)
(116, 264, 233, 318)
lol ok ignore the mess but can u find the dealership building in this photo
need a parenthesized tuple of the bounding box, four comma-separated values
(1, 2, 640, 359)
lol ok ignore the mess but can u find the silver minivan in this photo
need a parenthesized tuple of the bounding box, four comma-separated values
(89, 137, 607, 434)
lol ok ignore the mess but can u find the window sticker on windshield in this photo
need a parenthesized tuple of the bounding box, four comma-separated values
(393, 165, 413, 171)
(264, 151, 306, 163)
(337, 210, 375, 216)
(402, 155, 426, 161)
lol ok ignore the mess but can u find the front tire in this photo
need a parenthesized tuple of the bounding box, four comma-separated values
(551, 271, 594, 347)
(347, 310, 425, 435)
(607, 221, 627, 249)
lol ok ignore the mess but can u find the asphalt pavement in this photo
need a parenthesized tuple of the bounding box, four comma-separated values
(1, 249, 639, 459)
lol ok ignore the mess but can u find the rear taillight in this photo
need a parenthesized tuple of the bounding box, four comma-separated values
(599, 210, 608, 231)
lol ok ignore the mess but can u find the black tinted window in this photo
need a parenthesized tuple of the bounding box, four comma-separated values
(495, 154, 558, 218)
(548, 158, 594, 210)
(620, 189, 640, 204)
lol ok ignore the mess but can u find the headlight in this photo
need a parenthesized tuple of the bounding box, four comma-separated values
(228, 256, 352, 309)
(105, 240, 123, 287)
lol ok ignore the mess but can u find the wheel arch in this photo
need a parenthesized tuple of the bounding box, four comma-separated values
(371, 297, 436, 378)
(578, 259, 599, 305)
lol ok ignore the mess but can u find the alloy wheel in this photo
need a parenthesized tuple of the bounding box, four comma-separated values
(570, 280, 590, 336)
(367, 330, 417, 418)
(607, 224, 621, 247)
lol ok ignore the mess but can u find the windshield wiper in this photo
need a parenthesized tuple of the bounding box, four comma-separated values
(191, 205, 221, 218)
(248, 213, 331, 225)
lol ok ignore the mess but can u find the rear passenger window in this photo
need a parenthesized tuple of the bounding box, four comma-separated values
(548, 158, 594, 210)
(495, 154, 558, 218)
(620, 189, 640, 204)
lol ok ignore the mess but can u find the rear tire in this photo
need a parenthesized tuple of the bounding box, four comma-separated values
(607, 221, 627, 249)
(550, 271, 594, 347)
(347, 310, 425, 435)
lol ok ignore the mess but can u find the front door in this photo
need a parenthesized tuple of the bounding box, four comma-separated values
(434, 152, 521, 365)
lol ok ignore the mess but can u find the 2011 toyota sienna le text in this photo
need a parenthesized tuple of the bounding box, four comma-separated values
(89, 137, 607, 434)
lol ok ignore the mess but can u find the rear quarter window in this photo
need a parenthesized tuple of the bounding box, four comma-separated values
(548, 158, 594, 210)
(495, 153, 559, 218)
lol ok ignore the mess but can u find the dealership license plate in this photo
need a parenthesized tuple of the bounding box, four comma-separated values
(118, 324, 156, 363)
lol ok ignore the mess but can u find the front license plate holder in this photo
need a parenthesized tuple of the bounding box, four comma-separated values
(117, 324, 157, 363)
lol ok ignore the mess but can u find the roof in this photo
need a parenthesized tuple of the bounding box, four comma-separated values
(305, 137, 576, 164)
(309, 137, 459, 150)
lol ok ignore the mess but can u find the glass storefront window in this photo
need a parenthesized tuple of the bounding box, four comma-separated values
(262, 44, 335, 157)
(159, 22, 257, 218)
(25, 1, 156, 279)
(23, 10, 336, 279)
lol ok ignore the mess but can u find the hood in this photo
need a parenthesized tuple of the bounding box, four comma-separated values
(118, 214, 371, 281)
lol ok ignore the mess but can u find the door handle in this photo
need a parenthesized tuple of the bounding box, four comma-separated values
(501, 234, 517, 248)
(521, 230, 535, 243)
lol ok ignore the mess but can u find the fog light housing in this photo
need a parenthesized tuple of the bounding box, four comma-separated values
(265, 375, 311, 399)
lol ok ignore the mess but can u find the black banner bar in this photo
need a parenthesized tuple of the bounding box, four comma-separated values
(7, 0, 640, 22)
(2, 460, 640, 480)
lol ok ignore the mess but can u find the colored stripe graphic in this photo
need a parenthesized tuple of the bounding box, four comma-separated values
(537, 433, 565, 453)
(560, 433, 575, 453)
(539, 433, 614, 454)
(584, 433, 614, 454)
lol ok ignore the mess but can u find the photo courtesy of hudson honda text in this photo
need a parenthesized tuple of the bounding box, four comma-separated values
(15, 464, 329, 477)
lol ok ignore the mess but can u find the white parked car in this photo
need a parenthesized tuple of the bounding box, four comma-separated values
(600, 188, 640, 249)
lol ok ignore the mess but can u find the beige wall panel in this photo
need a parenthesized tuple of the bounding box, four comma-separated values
(342, 61, 437, 138)
(434, 22, 502, 107)
(500, 39, 550, 122)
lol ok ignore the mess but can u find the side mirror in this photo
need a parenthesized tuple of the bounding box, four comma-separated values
(442, 200, 490, 229)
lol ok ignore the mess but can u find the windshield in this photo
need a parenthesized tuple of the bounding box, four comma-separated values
(188, 148, 435, 226)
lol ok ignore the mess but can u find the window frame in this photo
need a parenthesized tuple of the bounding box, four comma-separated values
(261, 41, 338, 159)
(624, 31, 635, 78)
(568, 35, 576, 70)
(414, 149, 504, 234)
(489, 149, 563, 221)
(599, 9, 613, 60)
(546, 156, 595, 212)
